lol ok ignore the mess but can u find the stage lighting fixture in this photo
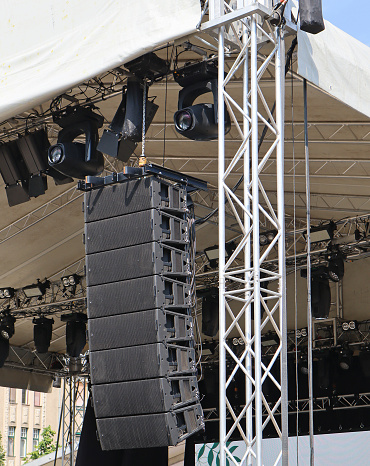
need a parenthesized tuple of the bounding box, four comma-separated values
(61, 274, 80, 288)
(303, 221, 336, 243)
(33, 316, 54, 353)
(61, 313, 87, 358)
(0, 311, 16, 341)
(0, 288, 14, 299)
(125, 52, 169, 80)
(204, 241, 236, 268)
(359, 348, 370, 378)
(232, 337, 245, 346)
(0, 337, 9, 368)
(311, 275, 331, 319)
(52, 376, 62, 388)
(28, 129, 73, 186)
(261, 332, 279, 347)
(98, 79, 158, 162)
(299, 353, 309, 375)
(341, 320, 357, 331)
(48, 106, 104, 179)
(338, 346, 353, 370)
(122, 78, 159, 142)
(174, 78, 231, 141)
(0, 141, 30, 206)
(201, 287, 219, 337)
(317, 350, 331, 390)
(16, 130, 49, 197)
(97, 88, 137, 162)
(259, 230, 277, 246)
(22, 279, 50, 298)
(296, 327, 308, 338)
(174, 60, 218, 87)
(327, 248, 344, 282)
(173, 62, 230, 141)
(204, 245, 219, 269)
(299, 0, 325, 35)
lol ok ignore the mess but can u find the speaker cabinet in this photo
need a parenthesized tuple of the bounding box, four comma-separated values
(88, 309, 194, 351)
(92, 376, 199, 418)
(85, 176, 203, 450)
(87, 275, 191, 319)
(85, 209, 189, 254)
(86, 242, 190, 286)
(84, 177, 187, 223)
(96, 404, 204, 450)
(90, 343, 196, 384)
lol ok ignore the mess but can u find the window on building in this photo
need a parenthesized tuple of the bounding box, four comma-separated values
(21, 389, 28, 405)
(9, 388, 16, 403)
(34, 391, 41, 407)
(33, 429, 40, 451)
(20, 427, 28, 458)
(7, 426, 15, 457)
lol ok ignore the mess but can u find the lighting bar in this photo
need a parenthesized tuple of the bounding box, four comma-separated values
(303, 221, 336, 243)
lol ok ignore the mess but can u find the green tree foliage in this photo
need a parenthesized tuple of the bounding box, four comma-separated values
(0, 431, 5, 466)
(24, 426, 56, 463)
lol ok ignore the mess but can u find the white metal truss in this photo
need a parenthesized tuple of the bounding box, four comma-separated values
(204, 1, 289, 464)
(202, 392, 370, 423)
(145, 120, 370, 143)
(0, 276, 86, 317)
(143, 156, 370, 183)
(61, 376, 88, 466)
(287, 393, 370, 414)
(0, 185, 83, 244)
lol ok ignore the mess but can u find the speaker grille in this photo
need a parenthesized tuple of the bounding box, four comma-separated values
(85, 209, 188, 255)
(87, 275, 190, 319)
(92, 376, 199, 418)
(84, 177, 187, 223)
(90, 343, 196, 384)
(88, 309, 193, 351)
(96, 404, 204, 450)
(86, 242, 190, 286)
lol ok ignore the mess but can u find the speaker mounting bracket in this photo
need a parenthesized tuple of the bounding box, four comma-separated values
(77, 162, 208, 192)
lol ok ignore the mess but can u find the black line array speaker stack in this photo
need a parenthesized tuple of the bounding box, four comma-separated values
(84, 176, 204, 450)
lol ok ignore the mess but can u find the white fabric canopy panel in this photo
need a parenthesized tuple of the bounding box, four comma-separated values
(0, 0, 201, 122)
(298, 20, 370, 119)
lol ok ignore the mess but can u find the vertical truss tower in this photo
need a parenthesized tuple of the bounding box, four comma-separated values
(61, 376, 88, 466)
(203, 1, 289, 464)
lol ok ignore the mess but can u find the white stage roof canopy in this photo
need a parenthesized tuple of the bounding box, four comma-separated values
(0, 0, 201, 122)
(298, 20, 370, 119)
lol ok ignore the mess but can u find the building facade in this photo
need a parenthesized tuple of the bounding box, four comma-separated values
(0, 387, 61, 466)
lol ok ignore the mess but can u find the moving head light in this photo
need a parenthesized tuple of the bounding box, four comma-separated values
(173, 62, 230, 141)
(48, 106, 104, 179)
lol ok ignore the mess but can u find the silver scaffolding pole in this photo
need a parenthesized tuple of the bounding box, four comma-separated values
(204, 1, 289, 464)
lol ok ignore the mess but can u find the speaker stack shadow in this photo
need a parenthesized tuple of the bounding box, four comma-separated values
(84, 176, 204, 450)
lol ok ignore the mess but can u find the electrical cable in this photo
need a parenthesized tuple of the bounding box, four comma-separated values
(289, 38, 300, 465)
(188, 199, 203, 367)
(195, 37, 298, 226)
(163, 43, 173, 167)
(304, 78, 315, 466)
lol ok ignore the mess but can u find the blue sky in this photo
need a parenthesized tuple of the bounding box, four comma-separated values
(322, 0, 370, 46)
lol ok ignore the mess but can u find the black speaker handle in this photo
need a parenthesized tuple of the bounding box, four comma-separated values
(178, 79, 217, 110)
(58, 120, 99, 162)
